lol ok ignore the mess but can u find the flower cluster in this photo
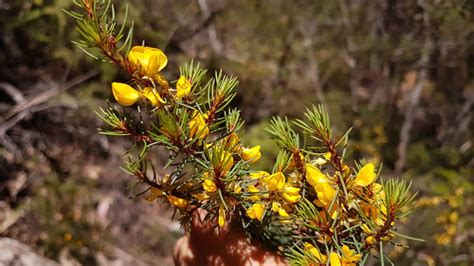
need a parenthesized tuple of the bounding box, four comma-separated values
(68, 1, 418, 264)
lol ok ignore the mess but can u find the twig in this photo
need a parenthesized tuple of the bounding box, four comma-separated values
(395, 1, 433, 174)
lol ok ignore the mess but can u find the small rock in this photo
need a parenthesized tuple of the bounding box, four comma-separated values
(0, 237, 58, 266)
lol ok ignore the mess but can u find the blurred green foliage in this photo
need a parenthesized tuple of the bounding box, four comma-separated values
(32, 175, 105, 265)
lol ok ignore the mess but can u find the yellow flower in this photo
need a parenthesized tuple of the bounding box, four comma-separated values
(167, 195, 188, 208)
(306, 163, 330, 187)
(271, 202, 289, 217)
(304, 242, 327, 263)
(176, 75, 192, 99)
(145, 187, 165, 201)
(142, 87, 165, 106)
(246, 203, 265, 221)
(218, 205, 226, 227)
(365, 236, 376, 245)
(189, 111, 209, 140)
(224, 133, 240, 151)
(281, 184, 301, 203)
(111, 82, 140, 106)
(233, 183, 242, 194)
(128, 46, 167, 77)
(241, 145, 261, 163)
(250, 171, 269, 179)
(330, 252, 341, 266)
(111, 83, 165, 107)
(315, 182, 336, 206)
(203, 179, 217, 193)
(354, 163, 376, 187)
(262, 172, 285, 191)
(341, 245, 362, 264)
(247, 185, 261, 201)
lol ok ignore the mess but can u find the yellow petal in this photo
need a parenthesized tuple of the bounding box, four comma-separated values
(155, 73, 169, 88)
(250, 171, 269, 179)
(128, 46, 167, 77)
(271, 201, 280, 212)
(329, 252, 341, 266)
(167, 195, 188, 208)
(282, 185, 301, 203)
(306, 164, 329, 187)
(263, 172, 285, 191)
(248, 185, 260, 193)
(304, 242, 327, 263)
(203, 179, 217, 193)
(111, 82, 140, 106)
(142, 87, 165, 106)
(233, 183, 242, 194)
(241, 145, 261, 163)
(176, 76, 192, 99)
(315, 182, 336, 205)
(278, 206, 289, 217)
(366, 236, 376, 245)
(246, 203, 265, 221)
(189, 112, 209, 140)
(355, 163, 376, 187)
(247, 185, 261, 201)
(218, 205, 226, 227)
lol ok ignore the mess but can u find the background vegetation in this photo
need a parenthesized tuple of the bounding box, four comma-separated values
(0, 0, 472, 265)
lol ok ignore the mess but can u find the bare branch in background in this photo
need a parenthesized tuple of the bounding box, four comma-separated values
(0, 71, 98, 160)
(395, 1, 433, 174)
(197, 0, 223, 55)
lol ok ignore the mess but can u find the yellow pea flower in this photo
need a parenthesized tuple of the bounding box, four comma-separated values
(365, 236, 376, 245)
(246, 203, 265, 221)
(354, 163, 376, 187)
(145, 187, 165, 201)
(247, 185, 261, 201)
(304, 242, 327, 263)
(224, 133, 240, 152)
(330, 252, 341, 266)
(262, 172, 285, 191)
(155, 73, 169, 88)
(203, 179, 217, 193)
(315, 182, 336, 206)
(306, 163, 330, 187)
(250, 171, 269, 179)
(281, 184, 301, 203)
(142, 87, 165, 106)
(218, 205, 226, 227)
(128, 46, 167, 77)
(341, 245, 362, 264)
(233, 183, 242, 194)
(189, 111, 209, 140)
(241, 145, 261, 163)
(167, 195, 188, 208)
(176, 75, 192, 99)
(271, 202, 290, 217)
(111, 82, 140, 106)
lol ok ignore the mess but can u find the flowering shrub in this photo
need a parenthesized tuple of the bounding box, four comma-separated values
(67, 1, 418, 264)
